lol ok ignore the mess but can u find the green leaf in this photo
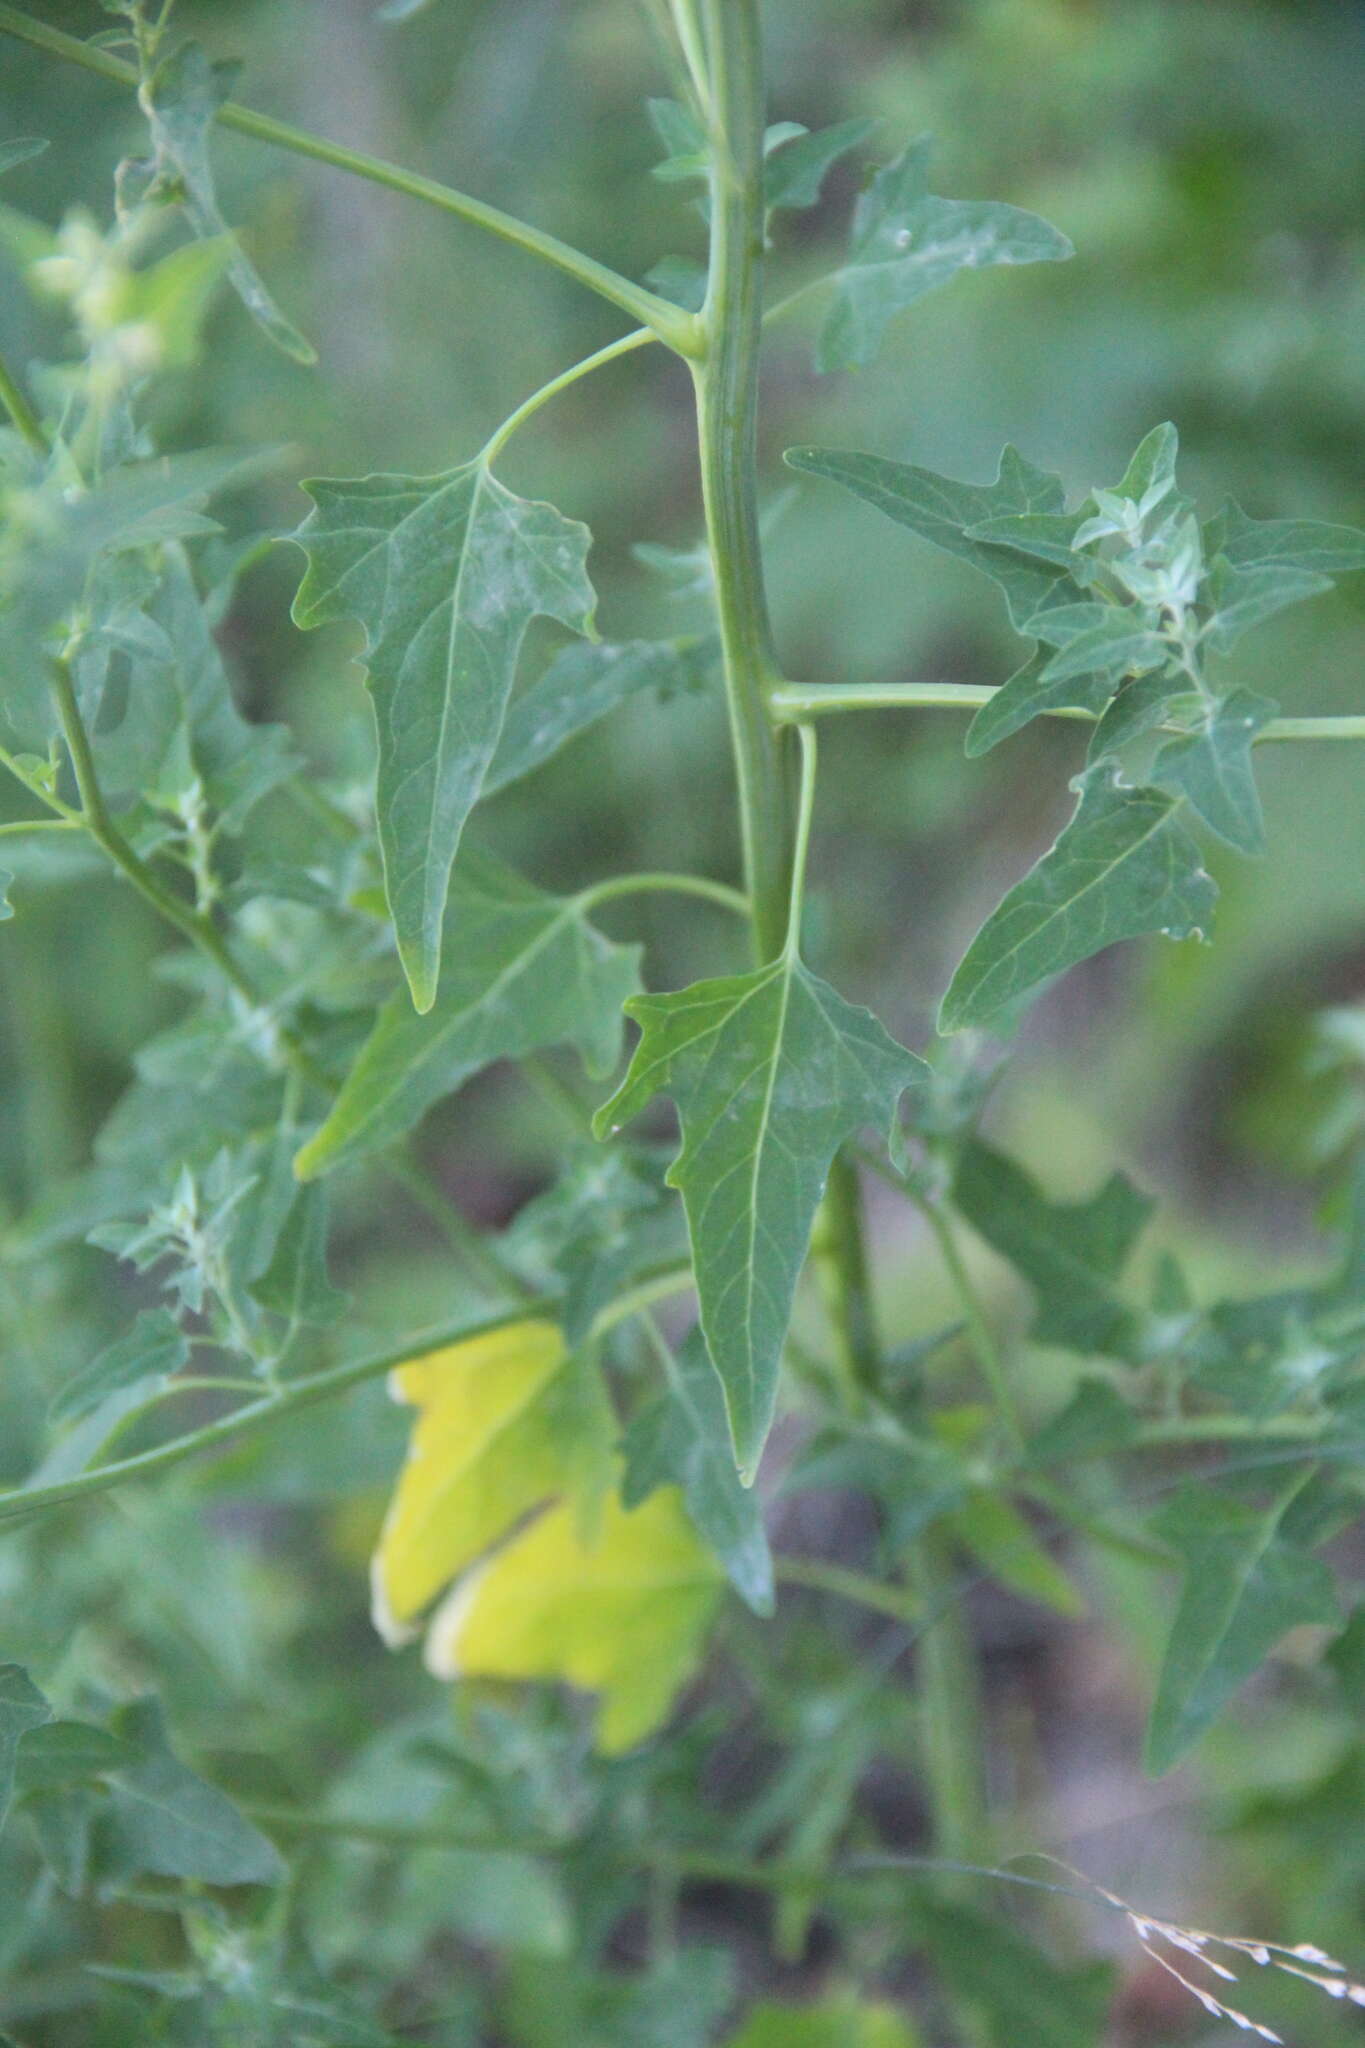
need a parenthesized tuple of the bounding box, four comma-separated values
(764, 118, 877, 215)
(49, 1306, 188, 1426)
(503, 1144, 683, 1347)
(947, 1490, 1084, 1616)
(248, 1184, 348, 1326)
(1207, 498, 1365, 577)
(137, 40, 316, 363)
(596, 956, 921, 1477)
(1086, 672, 1194, 763)
(0, 869, 13, 921)
(622, 1327, 775, 1615)
(0, 138, 47, 177)
(25, 1786, 92, 1896)
(1201, 556, 1331, 655)
(964, 509, 1092, 571)
(482, 637, 713, 799)
(966, 644, 1111, 758)
(784, 443, 1069, 630)
(939, 764, 1217, 1033)
(916, 1900, 1113, 2048)
(296, 852, 639, 1178)
(0, 1665, 50, 1832)
(14, 1720, 131, 1796)
(88, 542, 298, 829)
(1026, 1379, 1137, 1464)
(104, 1696, 283, 1885)
(953, 1139, 1153, 1359)
(290, 466, 596, 1011)
(1030, 608, 1168, 693)
(817, 137, 1072, 372)
(1145, 1478, 1340, 1776)
(725, 1997, 918, 2047)
(1152, 688, 1277, 855)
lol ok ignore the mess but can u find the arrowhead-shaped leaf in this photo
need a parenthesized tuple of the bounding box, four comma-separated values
(1152, 689, 1277, 855)
(371, 1320, 612, 1641)
(290, 466, 595, 1010)
(1207, 498, 1365, 577)
(784, 443, 1069, 630)
(595, 956, 922, 1477)
(49, 1306, 188, 1426)
(1145, 1480, 1340, 1776)
(296, 852, 638, 1178)
(939, 765, 1217, 1033)
(953, 1139, 1153, 1359)
(817, 137, 1072, 372)
(623, 1327, 775, 1616)
(424, 1485, 723, 1754)
(105, 1697, 282, 1885)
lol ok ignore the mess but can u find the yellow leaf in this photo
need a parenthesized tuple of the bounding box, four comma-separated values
(424, 1485, 723, 1753)
(372, 1319, 607, 1642)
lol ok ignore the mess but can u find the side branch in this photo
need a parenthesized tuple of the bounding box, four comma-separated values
(770, 681, 1365, 744)
(0, 3, 700, 355)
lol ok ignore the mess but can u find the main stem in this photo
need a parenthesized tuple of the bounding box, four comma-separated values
(693, 0, 788, 966)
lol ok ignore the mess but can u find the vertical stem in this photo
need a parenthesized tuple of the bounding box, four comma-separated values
(694, 0, 789, 968)
(0, 349, 48, 459)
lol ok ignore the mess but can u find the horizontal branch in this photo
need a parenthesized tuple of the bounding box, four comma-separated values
(0, 1265, 695, 1524)
(0, 4, 699, 354)
(769, 681, 1365, 745)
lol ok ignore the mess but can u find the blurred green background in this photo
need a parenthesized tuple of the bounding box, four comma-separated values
(1, 1, 1363, 2041)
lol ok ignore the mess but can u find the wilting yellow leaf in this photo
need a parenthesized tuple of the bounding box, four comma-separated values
(424, 1484, 722, 1753)
(372, 1319, 609, 1642)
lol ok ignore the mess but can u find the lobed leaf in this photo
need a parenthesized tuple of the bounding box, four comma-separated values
(104, 1697, 282, 1885)
(1201, 556, 1331, 655)
(49, 1306, 188, 1426)
(1206, 498, 1365, 578)
(248, 1184, 349, 1326)
(1152, 688, 1277, 855)
(424, 1485, 722, 1754)
(596, 956, 922, 1478)
(1145, 1480, 1340, 1776)
(939, 764, 1217, 1033)
(290, 466, 596, 1010)
(623, 1327, 775, 1615)
(953, 1139, 1152, 1360)
(816, 137, 1072, 372)
(296, 852, 639, 1177)
(784, 442, 1069, 630)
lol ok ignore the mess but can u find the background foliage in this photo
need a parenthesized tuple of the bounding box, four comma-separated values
(1, 1, 1363, 2042)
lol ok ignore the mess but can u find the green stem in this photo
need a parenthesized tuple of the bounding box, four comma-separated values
(776, 1554, 921, 1625)
(48, 660, 328, 1094)
(917, 1190, 1024, 1450)
(0, 1263, 697, 1523)
(0, 817, 80, 839)
(0, 347, 48, 458)
(771, 680, 1365, 744)
(0, 3, 697, 354)
(578, 870, 750, 919)
(911, 1533, 991, 1895)
(480, 328, 657, 464)
(694, 0, 790, 968)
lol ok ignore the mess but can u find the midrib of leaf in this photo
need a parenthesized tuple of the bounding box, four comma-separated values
(972, 793, 1174, 983)
(1180, 1495, 1302, 1709)
(737, 956, 795, 1433)
(428, 465, 487, 922)
(112, 1773, 242, 1856)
